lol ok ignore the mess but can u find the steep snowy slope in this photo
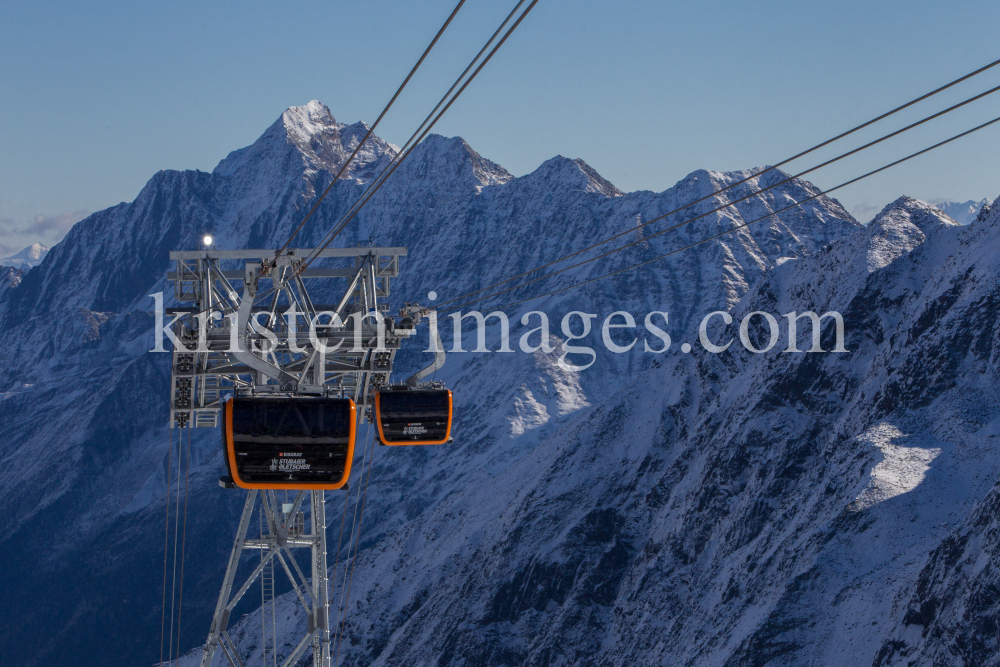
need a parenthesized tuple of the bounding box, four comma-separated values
(0, 101, 881, 667)
(201, 194, 1000, 667)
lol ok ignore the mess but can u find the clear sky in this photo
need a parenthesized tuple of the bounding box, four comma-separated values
(2, 0, 999, 256)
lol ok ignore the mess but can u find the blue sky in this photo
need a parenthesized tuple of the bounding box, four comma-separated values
(2, 0, 999, 255)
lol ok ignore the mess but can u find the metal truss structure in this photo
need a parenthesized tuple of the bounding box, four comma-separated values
(164, 247, 437, 667)
(166, 247, 411, 430)
(200, 489, 331, 667)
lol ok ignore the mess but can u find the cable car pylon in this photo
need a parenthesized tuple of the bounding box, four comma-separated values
(165, 245, 452, 666)
(200, 489, 331, 667)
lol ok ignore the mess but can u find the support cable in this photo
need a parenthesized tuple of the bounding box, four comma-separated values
(303, 0, 535, 268)
(274, 0, 468, 259)
(328, 462, 354, 611)
(432, 58, 1000, 309)
(333, 421, 378, 667)
(179, 1, 538, 327)
(301, 0, 541, 270)
(332, 421, 372, 660)
(181, 60, 1000, 326)
(159, 428, 175, 667)
(175, 425, 193, 664)
(474, 114, 1000, 313)
(438, 83, 1000, 313)
(167, 424, 184, 664)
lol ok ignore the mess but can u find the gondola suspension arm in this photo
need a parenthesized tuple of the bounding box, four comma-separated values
(403, 307, 446, 386)
(232, 265, 299, 392)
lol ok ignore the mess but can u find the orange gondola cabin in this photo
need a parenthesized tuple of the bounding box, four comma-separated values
(374, 386, 452, 445)
(222, 397, 356, 489)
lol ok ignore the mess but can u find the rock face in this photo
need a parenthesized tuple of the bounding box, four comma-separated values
(1, 101, 995, 667)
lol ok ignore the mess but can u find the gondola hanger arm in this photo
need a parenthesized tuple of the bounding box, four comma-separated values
(405, 308, 446, 386)
(231, 265, 299, 392)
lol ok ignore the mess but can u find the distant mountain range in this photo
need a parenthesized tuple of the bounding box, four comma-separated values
(929, 198, 990, 225)
(1, 101, 999, 667)
(0, 242, 48, 268)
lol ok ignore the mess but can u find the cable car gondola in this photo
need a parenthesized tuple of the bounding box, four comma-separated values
(222, 396, 356, 489)
(374, 386, 452, 445)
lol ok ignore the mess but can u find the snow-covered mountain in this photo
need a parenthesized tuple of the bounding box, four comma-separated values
(1, 101, 996, 667)
(0, 242, 49, 268)
(929, 198, 990, 225)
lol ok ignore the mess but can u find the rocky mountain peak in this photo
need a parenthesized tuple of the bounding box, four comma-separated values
(974, 199, 993, 224)
(872, 196, 960, 232)
(0, 242, 49, 269)
(20, 242, 48, 260)
(281, 99, 339, 137)
(396, 134, 513, 190)
(213, 101, 397, 181)
(858, 196, 958, 272)
(521, 156, 622, 197)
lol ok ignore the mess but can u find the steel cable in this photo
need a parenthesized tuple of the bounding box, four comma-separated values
(437, 82, 1000, 313)
(333, 420, 378, 667)
(474, 114, 1000, 313)
(274, 0, 468, 259)
(173, 0, 539, 327)
(328, 456, 355, 612)
(301, 0, 541, 270)
(167, 424, 183, 664)
(175, 425, 192, 664)
(306, 0, 530, 255)
(331, 420, 372, 663)
(158, 428, 175, 667)
(432, 57, 1000, 309)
